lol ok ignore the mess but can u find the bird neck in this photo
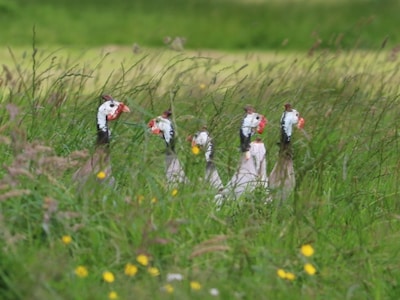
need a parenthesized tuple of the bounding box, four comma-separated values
(96, 114, 110, 146)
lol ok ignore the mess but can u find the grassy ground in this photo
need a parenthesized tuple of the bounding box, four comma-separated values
(1, 2, 400, 299)
(1, 0, 399, 50)
(1, 44, 400, 299)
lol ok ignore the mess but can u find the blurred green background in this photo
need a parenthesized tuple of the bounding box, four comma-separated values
(1, 0, 399, 50)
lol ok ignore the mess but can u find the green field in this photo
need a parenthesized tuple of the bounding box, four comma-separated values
(1, 44, 400, 299)
(1, 0, 400, 50)
(1, 1, 400, 299)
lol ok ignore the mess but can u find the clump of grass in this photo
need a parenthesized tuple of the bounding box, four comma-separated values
(1, 44, 400, 299)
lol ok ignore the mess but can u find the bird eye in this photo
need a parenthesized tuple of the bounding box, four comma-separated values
(109, 103, 115, 107)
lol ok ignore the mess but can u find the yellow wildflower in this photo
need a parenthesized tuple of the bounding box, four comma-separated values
(74, 266, 88, 278)
(171, 189, 178, 196)
(61, 235, 72, 245)
(304, 263, 317, 275)
(137, 195, 145, 204)
(163, 284, 174, 294)
(190, 281, 201, 291)
(124, 263, 138, 277)
(151, 197, 158, 204)
(277, 269, 296, 280)
(191, 145, 200, 155)
(97, 171, 106, 180)
(300, 244, 315, 257)
(277, 268, 286, 279)
(285, 272, 296, 280)
(108, 291, 118, 300)
(136, 254, 149, 266)
(148, 267, 160, 277)
(103, 271, 115, 283)
(199, 83, 206, 90)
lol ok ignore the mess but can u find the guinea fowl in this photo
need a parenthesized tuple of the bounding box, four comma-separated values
(72, 95, 130, 187)
(189, 126, 223, 190)
(250, 137, 268, 188)
(269, 103, 304, 202)
(215, 105, 267, 206)
(148, 109, 186, 185)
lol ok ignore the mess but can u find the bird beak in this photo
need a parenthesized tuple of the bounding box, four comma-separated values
(107, 103, 130, 121)
(121, 104, 130, 113)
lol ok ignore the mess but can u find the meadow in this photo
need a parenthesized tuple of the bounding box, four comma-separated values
(1, 0, 400, 50)
(1, 0, 400, 299)
(1, 43, 400, 299)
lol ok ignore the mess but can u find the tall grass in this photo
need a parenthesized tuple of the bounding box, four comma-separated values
(1, 44, 400, 299)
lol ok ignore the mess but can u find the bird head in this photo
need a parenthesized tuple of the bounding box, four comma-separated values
(99, 95, 130, 121)
(147, 118, 161, 134)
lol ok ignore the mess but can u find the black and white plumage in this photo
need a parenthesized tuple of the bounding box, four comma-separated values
(215, 106, 268, 207)
(148, 110, 186, 184)
(269, 103, 304, 201)
(73, 95, 130, 186)
(239, 106, 265, 158)
(191, 128, 223, 190)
